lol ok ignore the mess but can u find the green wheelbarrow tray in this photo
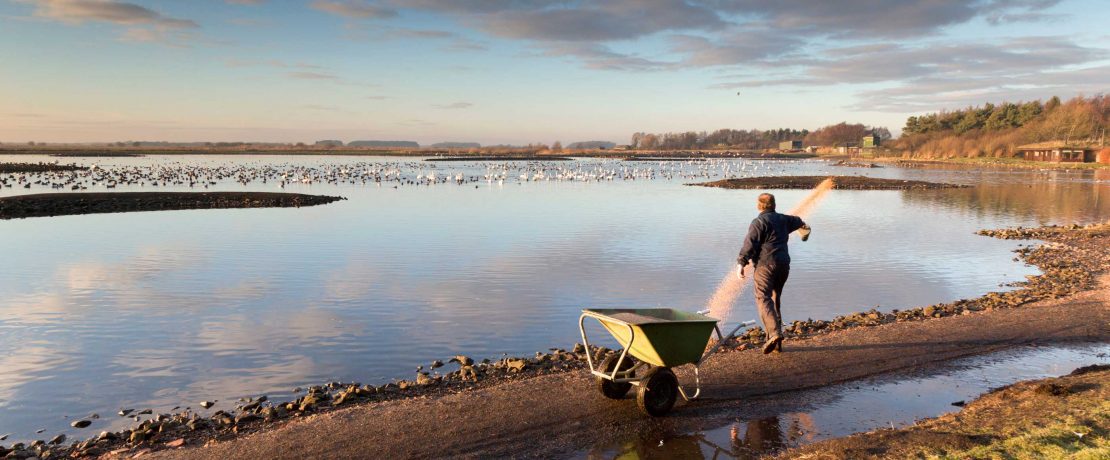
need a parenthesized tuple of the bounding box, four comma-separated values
(585, 308, 718, 367)
(579, 308, 755, 414)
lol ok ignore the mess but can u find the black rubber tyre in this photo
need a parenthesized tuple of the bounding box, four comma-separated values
(636, 367, 678, 416)
(596, 354, 634, 399)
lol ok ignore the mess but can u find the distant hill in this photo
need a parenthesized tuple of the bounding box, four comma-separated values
(567, 141, 616, 149)
(315, 140, 344, 147)
(430, 142, 481, 148)
(348, 140, 420, 148)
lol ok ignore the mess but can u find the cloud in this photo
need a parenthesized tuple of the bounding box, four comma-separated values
(396, 118, 435, 126)
(445, 0, 725, 42)
(669, 30, 807, 67)
(226, 0, 265, 4)
(852, 64, 1110, 112)
(379, 0, 1077, 73)
(365, 95, 388, 100)
(18, 0, 199, 45)
(24, 0, 198, 28)
(706, 34, 1108, 112)
(345, 26, 489, 51)
(225, 58, 322, 70)
(540, 43, 673, 71)
(980, 0, 1064, 24)
(312, 0, 397, 19)
(433, 102, 474, 109)
(287, 71, 341, 80)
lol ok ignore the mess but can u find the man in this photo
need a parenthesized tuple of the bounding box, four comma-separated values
(736, 193, 811, 354)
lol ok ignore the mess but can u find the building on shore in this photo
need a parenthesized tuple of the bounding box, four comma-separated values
(779, 140, 803, 151)
(1098, 148, 1110, 164)
(1016, 141, 1100, 162)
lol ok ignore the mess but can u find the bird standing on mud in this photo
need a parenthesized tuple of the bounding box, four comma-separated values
(736, 193, 811, 354)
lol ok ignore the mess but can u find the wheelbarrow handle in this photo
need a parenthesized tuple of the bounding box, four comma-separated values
(699, 320, 756, 366)
(578, 312, 636, 382)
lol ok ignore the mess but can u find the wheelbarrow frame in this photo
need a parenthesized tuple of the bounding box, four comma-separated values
(579, 309, 754, 403)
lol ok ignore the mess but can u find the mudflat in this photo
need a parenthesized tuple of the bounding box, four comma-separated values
(0, 162, 88, 173)
(0, 192, 345, 220)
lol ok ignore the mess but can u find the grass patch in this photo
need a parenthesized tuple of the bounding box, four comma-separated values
(925, 400, 1110, 460)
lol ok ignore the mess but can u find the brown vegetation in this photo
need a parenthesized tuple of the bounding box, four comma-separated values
(896, 95, 1110, 159)
(628, 123, 890, 150)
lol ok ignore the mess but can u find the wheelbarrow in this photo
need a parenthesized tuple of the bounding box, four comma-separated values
(579, 308, 755, 416)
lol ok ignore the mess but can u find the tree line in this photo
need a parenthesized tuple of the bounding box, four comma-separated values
(629, 124, 889, 150)
(896, 95, 1110, 158)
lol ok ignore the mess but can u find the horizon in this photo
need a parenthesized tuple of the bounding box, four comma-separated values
(2, 0, 1109, 145)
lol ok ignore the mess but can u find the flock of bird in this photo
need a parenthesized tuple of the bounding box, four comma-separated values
(0, 158, 796, 192)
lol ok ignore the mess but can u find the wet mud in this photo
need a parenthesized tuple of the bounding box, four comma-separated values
(0, 163, 88, 173)
(0, 192, 345, 220)
(775, 365, 1110, 459)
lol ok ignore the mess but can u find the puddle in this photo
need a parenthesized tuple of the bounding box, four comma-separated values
(576, 342, 1110, 459)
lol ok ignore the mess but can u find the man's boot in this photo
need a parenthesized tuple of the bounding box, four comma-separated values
(762, 336, 783, 354)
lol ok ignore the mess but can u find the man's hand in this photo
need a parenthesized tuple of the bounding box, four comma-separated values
(736, 264, 746, 280)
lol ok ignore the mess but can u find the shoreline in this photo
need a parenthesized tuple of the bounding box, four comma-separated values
(6, 221, 1106, 458)
(774, 364, 1110, 459)
(873, 156, 1110, 170)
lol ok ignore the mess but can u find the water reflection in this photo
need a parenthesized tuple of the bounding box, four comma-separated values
(579, 343, 1110, 459)
(902, 182, 1109, 225)
(1, 155, 1108, 443)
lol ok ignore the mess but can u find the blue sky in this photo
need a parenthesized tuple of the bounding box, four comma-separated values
(2, 0, 1109, 145)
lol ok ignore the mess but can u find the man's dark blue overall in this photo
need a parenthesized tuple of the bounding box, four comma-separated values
(737, 209, 807, 352)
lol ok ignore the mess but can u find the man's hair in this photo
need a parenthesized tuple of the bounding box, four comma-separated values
(757, 193, 776, 212)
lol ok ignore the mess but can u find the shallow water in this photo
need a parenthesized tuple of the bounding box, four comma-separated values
(1, 155, 1108, 441)
(578, 343, 1110, 459)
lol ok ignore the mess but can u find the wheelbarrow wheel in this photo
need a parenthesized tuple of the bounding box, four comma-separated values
(637, 367, 678, 416)
(596, 354, 634, 399)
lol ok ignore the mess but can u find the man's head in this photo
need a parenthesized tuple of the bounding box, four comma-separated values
(757, 193, 776, 212)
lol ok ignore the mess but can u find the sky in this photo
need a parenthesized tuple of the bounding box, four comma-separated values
(1, 0, 1109, 145)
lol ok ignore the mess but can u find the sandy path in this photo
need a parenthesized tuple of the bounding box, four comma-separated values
(146, 280, 1110, 460)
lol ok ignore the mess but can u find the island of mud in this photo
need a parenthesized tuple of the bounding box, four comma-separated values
(48, 152, 146, 158)
(0, 162, 89, 173)
(0, 192, 345, 220)
(690, 175, 966, 190)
